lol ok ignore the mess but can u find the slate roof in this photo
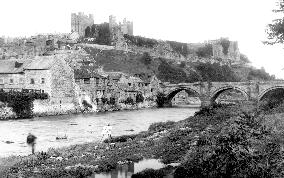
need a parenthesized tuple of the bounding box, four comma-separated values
(74, 68, 106, 79)
(0, 59, 32, 74)
(24, 56, 55, 70)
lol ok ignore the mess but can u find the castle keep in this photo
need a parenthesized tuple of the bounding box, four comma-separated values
(71, 12, 94, 37)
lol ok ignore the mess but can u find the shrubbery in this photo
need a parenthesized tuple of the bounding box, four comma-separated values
(0, 90, 48, 118)
(148, 121, 175, 132)
(123, 34, 159, 48)
(195, 62, 240, 82)
(196, 44, 213, 58)
(136, 93, 144, 103)
(156, 92, 167, 107)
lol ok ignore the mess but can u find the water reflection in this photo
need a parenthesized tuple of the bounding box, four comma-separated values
(91, 159, 164, 178)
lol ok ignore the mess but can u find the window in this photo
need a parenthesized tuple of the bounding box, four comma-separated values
(19, 78, 24, 84)
(9, 79, 14, 84)
(30, 78, 35, 84)
(84, 78, 90, 84)
(0, 78, 3, 84)
(75, 79, 80, 83)
(96, 78, 100, 85)
(41, 78, 45, 84)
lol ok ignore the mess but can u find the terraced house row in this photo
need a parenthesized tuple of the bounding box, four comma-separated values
(0, 55, 162, 114)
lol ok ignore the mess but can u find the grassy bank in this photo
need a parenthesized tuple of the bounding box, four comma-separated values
(1, 103, 284, 177)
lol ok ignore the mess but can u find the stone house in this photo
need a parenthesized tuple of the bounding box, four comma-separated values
(0, 59, 31, 89)
(74, 68, 108, 105)
(0, 56, 78, 114)
(143, 75, 162, 98)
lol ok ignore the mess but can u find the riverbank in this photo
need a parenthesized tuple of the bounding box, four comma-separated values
(3, 103, 275, 177)
(0, 100, 158, 120)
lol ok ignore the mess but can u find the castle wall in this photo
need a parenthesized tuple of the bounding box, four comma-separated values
(71, 12, 94, 37)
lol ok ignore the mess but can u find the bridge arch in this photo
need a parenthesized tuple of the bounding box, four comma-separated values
(166, 87, 200, 102)
(211, 86, 249, 103)
(259, 86, 284, 101)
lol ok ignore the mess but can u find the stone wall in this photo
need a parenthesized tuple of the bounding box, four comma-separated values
(24, 70, 52, 95)
(0, 73, 25, 89)
(50, 57, 77, 105)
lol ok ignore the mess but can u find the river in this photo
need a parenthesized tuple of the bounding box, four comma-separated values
(0, 107, 199, 157)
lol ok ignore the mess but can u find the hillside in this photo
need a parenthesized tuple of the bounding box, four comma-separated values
(82, 45, 275, 83)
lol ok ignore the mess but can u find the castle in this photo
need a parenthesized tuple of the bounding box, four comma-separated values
(109, 15, 133, 36)
(71, 12, 94, 37)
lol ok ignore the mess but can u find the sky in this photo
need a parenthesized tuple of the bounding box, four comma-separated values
(0, 0, 284, 78)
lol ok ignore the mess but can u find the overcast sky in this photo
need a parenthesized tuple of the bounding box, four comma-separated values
(1, 0, 283, 78)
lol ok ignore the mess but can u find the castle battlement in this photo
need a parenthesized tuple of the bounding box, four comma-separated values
(71, 12, 94, 37)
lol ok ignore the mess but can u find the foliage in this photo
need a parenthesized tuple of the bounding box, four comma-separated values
(157, 59, 190, 83)
(141, 52, 152, 65)
(196, 44, 213, 58)
(123, 34, 159, 48)
(148, 121, 175, 132)
(156, 92, 167, 108)
(82, 100, 92, 109)
(167, 41, 189, 57)
(195, 62, 240, 82)
(179, 61, 186, 68)
(240, 53, 250, 63)
(104, 134, 138, 143)
(219, 38, 230, 55)
(136, 93, 144, 103)
(101, 97, 108, 104)
(259, 88, 284, 112)
(124, 97, 134, 105)
(174, 112, 284, 178)
(108, 97, 116, 105)
(265, 1, 284, 44)
(84, 26, 91, 38)
(132, 168, 165, 178)
(247, 67, 276, 81)
(84, 23, 111, 45)
(0, 90, 48, 118)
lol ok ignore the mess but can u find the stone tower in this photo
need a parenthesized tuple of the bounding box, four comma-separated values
(109, 15, 133, 36)
(71, 12, 94, 37)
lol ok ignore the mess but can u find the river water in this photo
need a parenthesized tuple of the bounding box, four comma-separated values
(0, 107, 199, 157)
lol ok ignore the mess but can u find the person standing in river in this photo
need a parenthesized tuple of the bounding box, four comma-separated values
(26, 133, 37, 154)
(101, 123, 112, 142)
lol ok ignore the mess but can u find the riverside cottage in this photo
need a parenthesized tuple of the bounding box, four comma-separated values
(0, 56, 78, 115)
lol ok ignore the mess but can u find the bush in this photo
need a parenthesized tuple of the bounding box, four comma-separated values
(136, 93, 144, 103)
(101, 97, 108, 105)
(196, 44, 213, 58)
(132, 168, 164, 178)
(104, 134, 138, 143)
(123, 34, 158, 48)
(141, 52, 152, 65)
(148, 121, 175, 132)
(173, 112, 284, 178)
(0, 90, 48, 118)
(82, 100, 92, 109)
(167, 41, 189, 57)
(156, 92, 167, 107)
(220, 38, 230, 55)
(124, 97, 134, 105)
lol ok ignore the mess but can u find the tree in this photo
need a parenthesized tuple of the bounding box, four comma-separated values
(136, 93, 144, 103)
(85, 26, 91, 38)
(265, 0, 284, 44)
(240, 53, 250, 63)
(156, 92, 167, 107)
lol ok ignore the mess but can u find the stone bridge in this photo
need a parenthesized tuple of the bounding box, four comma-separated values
(163, 80, 284, 107)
